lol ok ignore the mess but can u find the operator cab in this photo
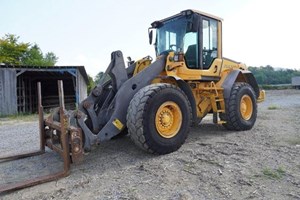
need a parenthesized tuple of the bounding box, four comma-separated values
(149, 9, 222, 70)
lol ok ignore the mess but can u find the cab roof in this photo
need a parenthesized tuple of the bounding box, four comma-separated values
(151, 9, 223, 28)
(187, 9, 223, 21)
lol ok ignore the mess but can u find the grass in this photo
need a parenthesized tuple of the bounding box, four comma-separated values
(261, 84, 293, 90)
(286, 138, 300, 145)
(268, 105, 279, 110)
(262, 167, 285, 179)
(0, 113, 38, 125)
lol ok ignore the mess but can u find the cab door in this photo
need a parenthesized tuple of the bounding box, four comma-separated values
(201, 17, 219, 70)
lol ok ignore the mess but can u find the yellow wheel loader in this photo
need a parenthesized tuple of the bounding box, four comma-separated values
(0, 9, 265, 192)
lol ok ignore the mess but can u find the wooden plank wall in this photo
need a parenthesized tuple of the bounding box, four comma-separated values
(76, 68, 87, 104)
(0, 68, 17, 116)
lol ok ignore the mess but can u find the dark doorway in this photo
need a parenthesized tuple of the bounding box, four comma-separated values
(16, 70, 76, 113)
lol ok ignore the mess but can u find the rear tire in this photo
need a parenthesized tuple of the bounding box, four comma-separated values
(220, 82, 257, 131)
(127, 83, 192, 154)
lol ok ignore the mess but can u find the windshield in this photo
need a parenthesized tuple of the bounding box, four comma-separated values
(155, 15, 199, 68)
(156, 16, 188, 55)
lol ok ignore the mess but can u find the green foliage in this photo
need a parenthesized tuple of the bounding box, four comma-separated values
(87, 74, 95, 94)
(249, 65, 300, 85)
(285, 137, 300, 145)
(260, 84, 293, 90)
(95, 71, 111, 85)
(268, 105, 279, 110)
(44, 52, 58, 66)
(0, 34, 58, 66)
(262, 167, 285, 179)
(94, 72, 104, 84)
(89, 71, 111, 95)
(0, 113, 38, 126)
(0, 34, 29, 65)
(94, 71, 105, 85)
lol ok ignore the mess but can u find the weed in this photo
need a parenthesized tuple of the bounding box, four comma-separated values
(276, 167, 285, 175)
(268, 105, 279, 110)
(262, 167, 285, 179)
(261, 84, 293, 90)
(8, 113, 38, 121)
(0, 113, 38, 125)
(286, 138, 300, 145)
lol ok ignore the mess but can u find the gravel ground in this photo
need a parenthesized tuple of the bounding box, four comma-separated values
(1, 89, 300, 199)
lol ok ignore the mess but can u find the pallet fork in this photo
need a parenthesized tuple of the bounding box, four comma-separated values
(0, 80, 83, 193)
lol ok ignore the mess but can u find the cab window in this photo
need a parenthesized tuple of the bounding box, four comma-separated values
(183, 32, 198, 69)
(202, 18, 218, 69)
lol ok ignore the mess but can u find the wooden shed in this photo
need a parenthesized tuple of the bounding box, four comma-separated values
(0, 65, 89, 116)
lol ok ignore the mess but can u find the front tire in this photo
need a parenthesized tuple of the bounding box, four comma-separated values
(221, 82, 257, 131)
(127, 83, 192, 154)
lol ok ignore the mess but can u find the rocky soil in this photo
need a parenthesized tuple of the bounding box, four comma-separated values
(1, 89, 300, 199)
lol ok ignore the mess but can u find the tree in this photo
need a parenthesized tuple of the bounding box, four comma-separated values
(87, 74, 95, 94)
(94, 71, 111, 85)
(44, 52, 58, 66)
(94, 72, 104, 84)
(0, 34, 58, 66)
(249, 65, 300, 85)
(0, 34, 29, 65)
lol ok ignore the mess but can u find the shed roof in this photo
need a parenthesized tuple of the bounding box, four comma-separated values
(0, 65, 89, 84)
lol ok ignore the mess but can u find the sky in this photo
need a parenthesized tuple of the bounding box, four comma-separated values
(1, 0, 300, 77)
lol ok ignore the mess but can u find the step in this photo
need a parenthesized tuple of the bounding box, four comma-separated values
(215, 99, 224, 102)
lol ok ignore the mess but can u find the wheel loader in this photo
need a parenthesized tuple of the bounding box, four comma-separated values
(0, 9, 265, 193)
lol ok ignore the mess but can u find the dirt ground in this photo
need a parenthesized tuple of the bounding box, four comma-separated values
(1, 89, 300, 200)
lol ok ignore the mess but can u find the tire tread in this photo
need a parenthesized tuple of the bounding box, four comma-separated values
(127, 83, 192, 154)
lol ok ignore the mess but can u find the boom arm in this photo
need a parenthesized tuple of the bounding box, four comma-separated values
(74, 51, 167, 151)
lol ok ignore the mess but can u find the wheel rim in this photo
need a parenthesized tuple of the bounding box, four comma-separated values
(155, 101, 182, 138)
(240, 94, 253, 120)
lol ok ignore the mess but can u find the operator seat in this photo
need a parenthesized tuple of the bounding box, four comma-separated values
(184, 44, 197, 69)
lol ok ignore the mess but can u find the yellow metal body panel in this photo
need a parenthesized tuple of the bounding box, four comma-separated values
(164, 52, 245, 82)
(189, 81, 225, 118)
(257, 90, 266, 103)
(112, 118, 124, 130)
(133, 57, 153, 76)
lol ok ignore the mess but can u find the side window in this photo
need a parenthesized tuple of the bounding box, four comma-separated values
(202, 18, 218, 69)
(183, 32, 198, 69)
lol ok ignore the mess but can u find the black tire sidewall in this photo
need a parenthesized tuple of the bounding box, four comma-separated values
(143, 87, 191, 153)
